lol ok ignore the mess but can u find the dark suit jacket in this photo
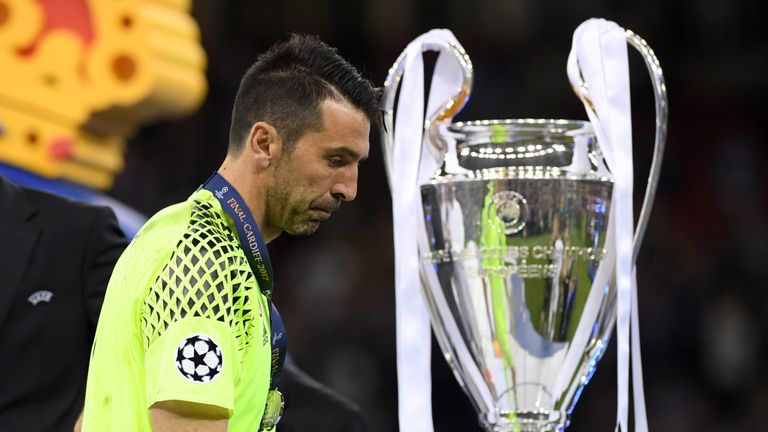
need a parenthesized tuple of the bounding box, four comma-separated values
(0, 176, 126, 432)
(278, 361, 373, 432)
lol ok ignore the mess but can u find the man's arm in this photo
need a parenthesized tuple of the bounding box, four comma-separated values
(81, 206, 128, 327)
(150, 400, 229, 432)
(75, 206, 127, 432)
(73, 411, 83, 432)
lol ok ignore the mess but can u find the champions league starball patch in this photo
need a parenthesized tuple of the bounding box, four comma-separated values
(175, 334, 223, 383)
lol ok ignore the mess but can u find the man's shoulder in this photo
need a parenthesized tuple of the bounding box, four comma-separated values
(10, 185, 122, 241)
(131, 191, 235, 255)
(19, 183, 111, 220)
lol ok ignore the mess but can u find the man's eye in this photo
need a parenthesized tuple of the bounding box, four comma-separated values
(329, 157, 345, 167)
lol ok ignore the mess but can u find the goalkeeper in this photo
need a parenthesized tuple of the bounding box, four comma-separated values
(80, 34, 380, 432)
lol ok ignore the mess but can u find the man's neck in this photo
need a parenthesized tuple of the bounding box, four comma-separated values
(217, 157, 281, 243)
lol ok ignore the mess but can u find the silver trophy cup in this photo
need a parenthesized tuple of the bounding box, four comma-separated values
(382, 30, 666, 431)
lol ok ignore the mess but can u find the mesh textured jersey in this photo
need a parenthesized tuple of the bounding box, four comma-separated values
(81, 189, 272, 431)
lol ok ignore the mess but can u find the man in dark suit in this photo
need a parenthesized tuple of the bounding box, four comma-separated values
(0, 175, 126, 432)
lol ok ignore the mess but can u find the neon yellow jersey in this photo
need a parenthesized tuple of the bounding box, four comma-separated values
(82, 189, 273, 431)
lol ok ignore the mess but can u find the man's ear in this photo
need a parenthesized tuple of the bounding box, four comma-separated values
(246, 122, 282, 168)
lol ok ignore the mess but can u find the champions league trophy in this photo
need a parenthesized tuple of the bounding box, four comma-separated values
(383, 20, 667, 432)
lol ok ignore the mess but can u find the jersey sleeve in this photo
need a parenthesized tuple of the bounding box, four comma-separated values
(140, 212, 255, 413)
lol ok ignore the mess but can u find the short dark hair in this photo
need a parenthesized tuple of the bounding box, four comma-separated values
(228, 34, 381, 153)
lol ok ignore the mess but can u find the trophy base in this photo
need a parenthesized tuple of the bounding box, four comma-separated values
(484, 411, 566, 432)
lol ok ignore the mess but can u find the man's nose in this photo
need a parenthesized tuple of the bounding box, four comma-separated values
(331, 166, 358, 202)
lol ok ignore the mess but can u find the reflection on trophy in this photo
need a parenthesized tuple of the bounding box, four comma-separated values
(383, 21, 667, 432)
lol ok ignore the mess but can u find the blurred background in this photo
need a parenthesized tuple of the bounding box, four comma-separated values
(101, 0, 766, 430)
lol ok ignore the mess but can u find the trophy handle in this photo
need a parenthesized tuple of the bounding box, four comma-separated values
(381, 40, 473, 183)
(625, 30, 668, 260)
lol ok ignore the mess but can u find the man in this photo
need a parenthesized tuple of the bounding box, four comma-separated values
(0, 175, 126, 431)
(81, 34, 380, 431)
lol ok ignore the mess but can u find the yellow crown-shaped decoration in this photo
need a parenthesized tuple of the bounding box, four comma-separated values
(0, 0, 207, 189)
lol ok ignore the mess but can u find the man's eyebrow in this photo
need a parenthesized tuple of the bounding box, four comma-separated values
(328, 146, 368, 162)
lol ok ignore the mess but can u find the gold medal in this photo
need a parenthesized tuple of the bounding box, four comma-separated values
(259, 389, 285, 430)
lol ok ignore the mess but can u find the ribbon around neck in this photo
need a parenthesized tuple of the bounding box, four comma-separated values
(388, 29, 467, 432)
(567, 18, 648, 432)
(200, 173, 286, 391)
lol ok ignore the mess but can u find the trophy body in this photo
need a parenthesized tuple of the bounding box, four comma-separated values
(382, 26, 666, 432)
(420, 120, 615, 431)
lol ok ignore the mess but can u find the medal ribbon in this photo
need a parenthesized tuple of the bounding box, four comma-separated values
(201, 173, 286, 390)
